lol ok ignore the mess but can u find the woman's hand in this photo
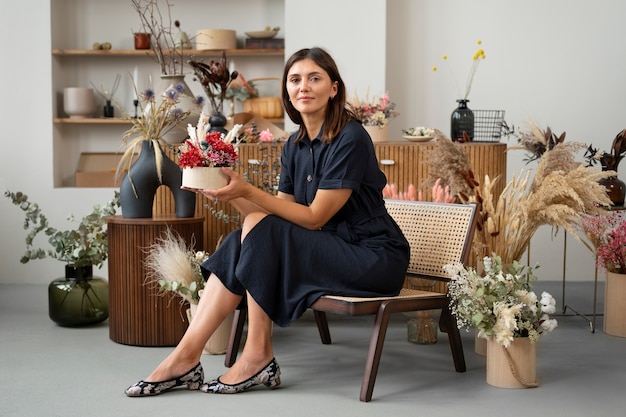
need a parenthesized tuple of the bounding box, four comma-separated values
(189, 168, 249, 203)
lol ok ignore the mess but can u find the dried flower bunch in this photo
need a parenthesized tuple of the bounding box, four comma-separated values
(4, 191, 120, 268)
(178, 112, 242, 169)
(581, 210, 626, 273)
(422, 135, 474, 200)
(433, 39, 486, 100)
(116, 82, 203, 185)
(584, 129, 626, 172)
(189, 52, 239, 114)
(425, 123, 613, 263)
(507, 121, 567, 164)
(238, 123, 278, 144)
(349, 91, 399, 127)
(445, 254, 558, 347)
(145, 228, 210, 305)
(131, 0, 185, 75)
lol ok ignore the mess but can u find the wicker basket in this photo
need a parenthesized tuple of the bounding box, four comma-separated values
(243, 77, 283, 119)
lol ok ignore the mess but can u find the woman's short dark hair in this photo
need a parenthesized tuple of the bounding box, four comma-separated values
(282, 47, 355, 142)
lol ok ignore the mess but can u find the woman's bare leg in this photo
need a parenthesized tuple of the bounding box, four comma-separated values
(218, 292, 274, 384)
(143, 276, 242, 382)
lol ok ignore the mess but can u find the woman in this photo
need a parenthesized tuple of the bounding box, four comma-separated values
(125, 47, 410, 397)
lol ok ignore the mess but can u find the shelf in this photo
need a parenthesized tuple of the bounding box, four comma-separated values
(52, 48, 284, 57)
(54, 117, 131, 124)
(54, 117, 284, 125)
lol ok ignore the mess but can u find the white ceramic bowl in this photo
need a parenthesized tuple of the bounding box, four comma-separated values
(245, 30, 278, 39)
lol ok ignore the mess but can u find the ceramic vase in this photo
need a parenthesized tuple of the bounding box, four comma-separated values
(451, 99, 474, 142)
(364, 125, 389, 143)
(63, 87, 94, 119)
(599, 176, 625, 206)
(486, 336, 537, 388)
(119, 140, 196, 218)
(48, 265, 108, 326)
(604, 271, 626, 337)
(208, 111, 228, 135)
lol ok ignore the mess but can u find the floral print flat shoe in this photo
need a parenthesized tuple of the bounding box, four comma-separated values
(125, 362, 204, 397)
(201, 358, 281, 394)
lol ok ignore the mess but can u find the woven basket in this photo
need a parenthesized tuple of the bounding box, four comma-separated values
(243, 77, 282, 119)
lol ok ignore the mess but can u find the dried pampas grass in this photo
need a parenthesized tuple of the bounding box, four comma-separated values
(459, 142, 613, 263)
(145, 228, 208, 305)
(422, 133, 473, 199)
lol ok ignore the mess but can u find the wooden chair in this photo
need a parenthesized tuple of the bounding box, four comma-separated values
(224, 200, 478, 402)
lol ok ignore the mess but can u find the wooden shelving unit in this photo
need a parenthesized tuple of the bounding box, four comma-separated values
(52, 48, 284, 57)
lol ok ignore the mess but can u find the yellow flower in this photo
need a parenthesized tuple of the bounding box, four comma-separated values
(434, 40, 486, 100)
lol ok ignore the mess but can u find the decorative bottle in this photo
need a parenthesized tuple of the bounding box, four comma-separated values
(451, 99, 474, 142)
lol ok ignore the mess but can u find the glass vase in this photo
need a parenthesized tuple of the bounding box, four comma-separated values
(48, 265, 108, 326)
(450, 99, 474, 142)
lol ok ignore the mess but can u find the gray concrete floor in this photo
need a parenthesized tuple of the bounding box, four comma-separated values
(1, 280, 625, 417)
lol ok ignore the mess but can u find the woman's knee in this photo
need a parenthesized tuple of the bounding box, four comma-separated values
(241, 212, 268, 241)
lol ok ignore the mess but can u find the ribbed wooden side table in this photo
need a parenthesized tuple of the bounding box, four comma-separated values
(107, 215, 204, 346)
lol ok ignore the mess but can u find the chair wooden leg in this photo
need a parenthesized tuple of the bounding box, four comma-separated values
(360, 303, 392, 402)
(313, 310, 332, 344)
(224, 308, 247, 368)
(439, 306, 466, 372)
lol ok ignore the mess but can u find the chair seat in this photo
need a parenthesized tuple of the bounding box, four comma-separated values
(312, 288, 446, 316)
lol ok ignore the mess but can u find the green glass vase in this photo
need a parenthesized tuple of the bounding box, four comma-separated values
(48, 265, 108, 326)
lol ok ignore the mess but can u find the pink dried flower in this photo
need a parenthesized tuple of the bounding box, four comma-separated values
(582, 211, 626, 273)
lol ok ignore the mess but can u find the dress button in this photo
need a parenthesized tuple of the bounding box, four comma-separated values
(307, 175, 312, 182)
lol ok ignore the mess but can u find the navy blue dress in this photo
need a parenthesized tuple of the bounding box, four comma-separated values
(201, 120, 410, 327)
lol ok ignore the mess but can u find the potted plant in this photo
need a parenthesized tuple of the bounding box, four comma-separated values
(445, 254, 558, 388)
(144, 229, 233, 354)
(4, 190, 120, 326)
(349, 91, 399, 142)
(581, 210, 626, 336)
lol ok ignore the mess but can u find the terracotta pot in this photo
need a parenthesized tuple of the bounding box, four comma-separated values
(134, 32, 151, 50)
(604, 271, 626, 337)
(486, 336, 537, 388)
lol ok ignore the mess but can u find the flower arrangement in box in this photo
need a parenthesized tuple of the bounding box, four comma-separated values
(349, 91, 399, 127)
(581, 210, 626, 273)
(445, 254, 558, 347)
(178, 112, 242, 189)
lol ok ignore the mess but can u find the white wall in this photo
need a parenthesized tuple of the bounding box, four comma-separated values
(1, 0, 623, 285)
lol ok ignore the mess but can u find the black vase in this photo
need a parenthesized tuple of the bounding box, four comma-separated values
(48, 265, 108, 326)
(451, 99, 474, 142)
(599, 175, 626, 206)
(120, 140, 196, 218)
(208, 111, 228, 135)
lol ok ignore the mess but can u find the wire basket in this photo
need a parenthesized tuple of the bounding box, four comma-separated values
(473, 110, 505, 142)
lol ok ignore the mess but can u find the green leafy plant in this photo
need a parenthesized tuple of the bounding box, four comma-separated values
(4, 190, 120, 268)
